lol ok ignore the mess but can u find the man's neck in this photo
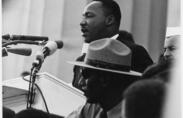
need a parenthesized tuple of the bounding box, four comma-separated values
(110, 34, 119, 40)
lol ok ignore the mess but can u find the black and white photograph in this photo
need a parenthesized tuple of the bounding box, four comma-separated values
(2, 0, 181, 118)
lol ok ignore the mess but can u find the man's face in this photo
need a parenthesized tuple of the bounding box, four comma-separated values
(163, 36, 179, 60)
(81, 68, 107, 103)
(80, 1, 107, 43)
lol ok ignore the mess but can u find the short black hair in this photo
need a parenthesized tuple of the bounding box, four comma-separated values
(93, 0, 121, 27)
(123, 79, 166, 118)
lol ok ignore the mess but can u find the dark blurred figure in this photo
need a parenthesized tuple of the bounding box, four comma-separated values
(3, 107, 15, 118)
(142, 59, 172, 82)
(14, 108, 64, 118)
(122, 79, 166, 118)
(49, 113, 64, 118)
(14, 109, 49, 118)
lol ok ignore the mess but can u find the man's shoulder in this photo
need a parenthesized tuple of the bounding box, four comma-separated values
(130, 43, 148, 52)
(117, 37, 147, 52)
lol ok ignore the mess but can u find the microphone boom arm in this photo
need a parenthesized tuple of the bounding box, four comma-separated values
(2, 40, 46, 47)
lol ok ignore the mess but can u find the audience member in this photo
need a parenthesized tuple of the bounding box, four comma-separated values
(163, 35, 180, 61)
(73, 0, 153, 91)
(66, 38, 141, 118)
(122, 79, 166, 118)
(142, 34, 180, 82)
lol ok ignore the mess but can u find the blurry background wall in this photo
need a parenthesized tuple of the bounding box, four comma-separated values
(2, 0, 86, 82)
(2, 0, 180, 83)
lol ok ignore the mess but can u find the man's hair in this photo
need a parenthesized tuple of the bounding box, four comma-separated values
(123, 79, 166, 118)
(93, 0, 121, 28)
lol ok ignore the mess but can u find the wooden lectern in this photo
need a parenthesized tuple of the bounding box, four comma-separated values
(3, 72, 86, 117)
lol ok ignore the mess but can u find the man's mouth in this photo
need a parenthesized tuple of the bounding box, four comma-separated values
(81, 28, 88, 36)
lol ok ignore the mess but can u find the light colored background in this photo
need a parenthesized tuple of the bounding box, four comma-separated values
(2, 0, 180, 83)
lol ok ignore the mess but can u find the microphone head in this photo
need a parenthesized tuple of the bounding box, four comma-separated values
(7, 48, 32, 56)
(44, 41, 57, 55)
(55, 40, 63, 49)
(44, 40, 63, 56)
(2, 34, 10, 40)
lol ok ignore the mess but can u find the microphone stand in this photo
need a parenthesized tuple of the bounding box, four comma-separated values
(2, 37, 49, 108)
(26, 58, 43, 109)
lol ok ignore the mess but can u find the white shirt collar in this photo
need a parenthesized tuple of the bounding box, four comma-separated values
(81, 43, 89, 54)
(110, 34, 119, 40)
(81, 34, 119, 54)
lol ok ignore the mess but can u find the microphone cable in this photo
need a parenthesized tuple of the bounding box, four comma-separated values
(22, 75, 50, 114)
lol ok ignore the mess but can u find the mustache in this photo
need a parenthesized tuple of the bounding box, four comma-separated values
(81, 27, 88, 33)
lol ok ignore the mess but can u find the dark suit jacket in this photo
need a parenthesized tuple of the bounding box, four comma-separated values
(72, 33, 153, 90)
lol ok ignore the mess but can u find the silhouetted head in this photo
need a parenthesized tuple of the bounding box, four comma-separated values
(122, 79, 166, 118)
(142, 59, 172, 82)
(14, 109, 49, 118)
(3, 107, 15, 118)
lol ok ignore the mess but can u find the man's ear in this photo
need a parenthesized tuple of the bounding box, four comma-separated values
(105, 15, 115, 26)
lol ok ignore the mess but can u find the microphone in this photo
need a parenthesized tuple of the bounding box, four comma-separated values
(34, 40, 63, 65)
(2, 34, 49, 41)
(2, 47, 32, 57)
(42, 40, 63, 57)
